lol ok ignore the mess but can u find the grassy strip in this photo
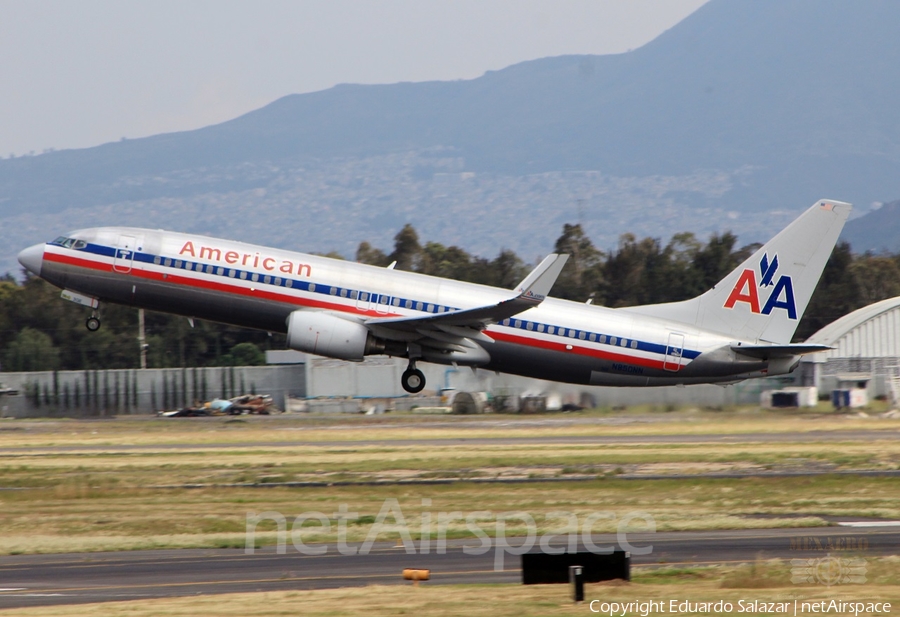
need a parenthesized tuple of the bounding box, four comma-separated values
(2, 558, 898, 616)
(0, 407, 897, 448)
(0, 476, 897, 554)
(1, 440, 898, 490)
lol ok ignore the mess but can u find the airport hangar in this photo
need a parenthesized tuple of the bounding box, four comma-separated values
(798, 295, 900, 403)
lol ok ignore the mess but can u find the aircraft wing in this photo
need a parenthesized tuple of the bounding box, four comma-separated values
(731, 343, 833, 359)
(364, 254, 568, 345)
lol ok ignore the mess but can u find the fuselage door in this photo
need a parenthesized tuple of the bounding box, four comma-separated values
(112, 235, 137, 274)
(664, 332, 685, 372)
(375, 293, 391, 315)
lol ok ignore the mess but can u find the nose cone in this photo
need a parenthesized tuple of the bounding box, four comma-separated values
(17, 244, 45, 276)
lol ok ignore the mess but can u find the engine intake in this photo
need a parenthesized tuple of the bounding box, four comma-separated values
(286, 310, 373, 361)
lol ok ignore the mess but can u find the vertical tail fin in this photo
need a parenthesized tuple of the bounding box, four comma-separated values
(627, 199, 852, 343)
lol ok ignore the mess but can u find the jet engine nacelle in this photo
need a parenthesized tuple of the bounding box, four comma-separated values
(286, 310, 371, 361)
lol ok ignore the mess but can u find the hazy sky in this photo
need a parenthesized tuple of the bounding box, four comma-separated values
(1, 0, 707, 157)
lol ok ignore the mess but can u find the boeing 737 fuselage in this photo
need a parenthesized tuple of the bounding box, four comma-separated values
(17, 200, 851, 393)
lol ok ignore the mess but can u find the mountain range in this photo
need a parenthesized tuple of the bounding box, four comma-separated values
(2, 0, 899, 275)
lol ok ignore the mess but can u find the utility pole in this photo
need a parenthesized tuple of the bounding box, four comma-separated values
(138, 309, 147, 369)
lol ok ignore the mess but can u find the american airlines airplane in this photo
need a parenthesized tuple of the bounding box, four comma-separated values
(17, 200, 849, 394)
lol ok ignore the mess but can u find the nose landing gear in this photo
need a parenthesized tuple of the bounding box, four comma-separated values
(85, 307, 101, 332)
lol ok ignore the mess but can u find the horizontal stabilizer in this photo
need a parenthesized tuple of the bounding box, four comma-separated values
(730, 343, 832, 359)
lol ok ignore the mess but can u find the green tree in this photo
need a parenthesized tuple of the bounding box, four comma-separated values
(355, 241, 389, 266)
(229, 342, 266, 366)
(4, 327, 60, 371)
(794, 242, 860, 340)
(850, 255, 900, 305)
(552, 224, 605, 301)
(388, 224, 422, 271)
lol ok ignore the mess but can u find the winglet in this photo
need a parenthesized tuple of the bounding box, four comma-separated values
(514, 254, 569, 303)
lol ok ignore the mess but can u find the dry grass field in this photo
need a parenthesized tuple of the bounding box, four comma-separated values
(0, 409, 897, 554)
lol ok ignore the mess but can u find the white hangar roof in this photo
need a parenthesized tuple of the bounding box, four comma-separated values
(806, 296, 900, 360)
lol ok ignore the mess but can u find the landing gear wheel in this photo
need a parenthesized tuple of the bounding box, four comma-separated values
(401, 368, 426, 394)
(86, 317, 101, 332)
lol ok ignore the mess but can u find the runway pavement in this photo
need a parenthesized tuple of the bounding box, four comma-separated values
(0, 526, 897, 609)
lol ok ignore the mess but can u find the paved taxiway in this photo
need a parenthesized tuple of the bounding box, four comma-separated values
(0, 526, 897, 609)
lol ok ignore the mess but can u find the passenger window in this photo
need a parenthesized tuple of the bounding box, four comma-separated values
(537, 324, 545, 333)
(589, 333, 596, 342)
(228, 269, 235, 278)
(526, 322, 534, 331)
(578, 331, 586, 340)
(360, 292, 368, 302)
(239, 271, 247, 280)
(404, 299, 412, 308)
(153, 256, 161, 265)
(263, 276, 271, 284)
(392, 297, 400, 307)
(548, 326, 555, 334)
(610, 337, 617, 345)
(251, 273, 259, 282)
(631, 340, 638, 349)
(330, 287, 337, 296)
(340, 289, 348, 298)
(274, 278, 282, 286)
(620, 338, 627, 347)
(514, 320, 521, 328)
(416, 302, 423, 310)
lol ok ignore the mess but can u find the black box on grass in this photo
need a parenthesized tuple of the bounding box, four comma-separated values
(521, 550, 630, 585)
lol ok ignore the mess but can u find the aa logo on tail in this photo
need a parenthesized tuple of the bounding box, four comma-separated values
(723, 253, 797, 319)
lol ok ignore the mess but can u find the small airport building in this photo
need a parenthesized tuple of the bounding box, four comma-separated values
(798, 296, 900, 404)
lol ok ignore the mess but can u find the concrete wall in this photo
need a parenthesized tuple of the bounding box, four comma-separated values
(0, 365, 305, 418)
(305, 356, 763, 408)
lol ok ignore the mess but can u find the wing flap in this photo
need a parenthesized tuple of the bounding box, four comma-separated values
(365, 253, 568, 334)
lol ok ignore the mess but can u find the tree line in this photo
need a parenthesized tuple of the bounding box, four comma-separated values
(2, 223, 899, 372)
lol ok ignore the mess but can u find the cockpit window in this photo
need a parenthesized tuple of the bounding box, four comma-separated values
(49, 236, 88, 249)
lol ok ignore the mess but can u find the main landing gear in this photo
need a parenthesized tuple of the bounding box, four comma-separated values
(401, 361, 426, 394)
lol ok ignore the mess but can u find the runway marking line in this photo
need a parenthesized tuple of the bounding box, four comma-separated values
(0, 568, 508, 596)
